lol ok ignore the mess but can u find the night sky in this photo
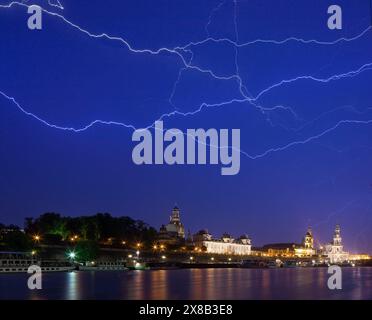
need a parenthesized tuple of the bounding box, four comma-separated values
(0, 0, 372, 253)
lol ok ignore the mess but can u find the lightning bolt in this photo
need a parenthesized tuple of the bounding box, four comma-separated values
(0, 0, 372, 161)
(47, 0, 63, 10)
(1, 88, 372, 160)
(20, 0, 64, 10)
(205, 0, 227, 37)
(181, 25, 372, 49)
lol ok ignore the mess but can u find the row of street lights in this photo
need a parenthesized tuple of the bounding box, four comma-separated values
(33, 234, 146, 247)
(33, 234, 79, 242)
(33, 236, 193, 254)
(34, 234, 233, 263)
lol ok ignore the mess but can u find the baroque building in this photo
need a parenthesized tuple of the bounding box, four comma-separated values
(323, 225, 349, 263)
(261, 243, 297, 257)
(193, 230, 252, 255)
(258, 228, 316, 257)
(294, 227, 316, 257)
(158, 206, 185, 244)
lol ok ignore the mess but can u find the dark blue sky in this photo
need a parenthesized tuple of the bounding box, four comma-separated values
(0, 0, 372, 252)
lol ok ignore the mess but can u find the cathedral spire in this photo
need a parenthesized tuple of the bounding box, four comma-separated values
(170, 205, 181, 224)
(333, 224, 342, 246)
(307, 226, 312, 236)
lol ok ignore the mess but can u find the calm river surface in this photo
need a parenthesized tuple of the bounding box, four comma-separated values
(1, 267, 372, 300)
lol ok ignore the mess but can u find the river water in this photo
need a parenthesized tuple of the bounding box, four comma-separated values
(1, 267, 372, 300)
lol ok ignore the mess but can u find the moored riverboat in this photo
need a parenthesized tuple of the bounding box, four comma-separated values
(78, 260, 128, 271)
(0, 251, 75, 273)
(126, 259, 150, 270)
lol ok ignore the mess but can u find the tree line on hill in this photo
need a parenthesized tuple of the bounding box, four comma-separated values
(0, 213, 158, 253)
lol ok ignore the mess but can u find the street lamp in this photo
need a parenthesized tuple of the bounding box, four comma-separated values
(67, 251, 76, 261)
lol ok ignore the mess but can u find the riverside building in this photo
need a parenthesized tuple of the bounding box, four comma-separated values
(193, 230, 252, 255)
(158, 206, 185, 244)
(294, 227, 316, 257)
(322, 225, 349, 263)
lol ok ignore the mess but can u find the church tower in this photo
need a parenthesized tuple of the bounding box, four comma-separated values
(333, 224, 342, 246)
(323, 224, 348, 263)
(303, 227, 314, 249)
(158, 205, 185, 243)
(170, 206, 181, 225)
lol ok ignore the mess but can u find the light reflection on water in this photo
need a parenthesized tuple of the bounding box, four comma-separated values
(66, 271, 78, 300)
(1, 267, 372, 300)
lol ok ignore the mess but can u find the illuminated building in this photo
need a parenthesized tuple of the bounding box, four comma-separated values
(193, 230, 252, 255)
(294, 227, 316, 257)
(323, 225, 349, 264)
(158, 206, 185, 244)
(257, 228, 316, 257)
(349, 254, 370, 261)
(260, 243, 297, 257)
(193, 229, 212, 242)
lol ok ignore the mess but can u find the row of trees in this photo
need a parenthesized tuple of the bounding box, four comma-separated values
(25, 212, 158, 244)
(1, 213, 158, 251)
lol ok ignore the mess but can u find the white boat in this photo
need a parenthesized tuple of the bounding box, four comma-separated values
(126, 259, 149, 270)
(78, 260, 128, 271)
(0, 251, 75, 273)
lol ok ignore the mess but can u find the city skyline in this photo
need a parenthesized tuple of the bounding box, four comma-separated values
(1, 0, 372, 254)
(1, 205, 368, 255)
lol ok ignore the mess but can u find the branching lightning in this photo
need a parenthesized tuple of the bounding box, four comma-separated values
(0, 0, 372, 161)
(47, 0, 63, 10)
